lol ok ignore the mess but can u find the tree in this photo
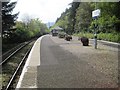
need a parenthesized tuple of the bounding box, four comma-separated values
(94, 2, 120, 33)
(68, 2, 80, 34)
(2, 1, 19, 38)
(52, 8, 70, 33)
(54, 2, 80, 35)
(54, 2, 120, 35)
(14, 18, 48, 42)
(75, 2, 93, 33)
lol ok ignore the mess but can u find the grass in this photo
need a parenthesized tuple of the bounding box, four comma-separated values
(74, 32, 120, 43)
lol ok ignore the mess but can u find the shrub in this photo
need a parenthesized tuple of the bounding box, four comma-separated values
(75, 32, 120, 43)
(65, 34, 72, 41)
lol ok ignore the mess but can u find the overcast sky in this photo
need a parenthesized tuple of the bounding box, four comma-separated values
(10, 0, 73, 23)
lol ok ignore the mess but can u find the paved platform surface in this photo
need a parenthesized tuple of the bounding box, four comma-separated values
(16, 36, 43, 89)
(16, 35, 119, 89)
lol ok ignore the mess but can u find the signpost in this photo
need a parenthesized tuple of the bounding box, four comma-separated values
(92, 9, 100, 49)
(92, 9, 100, 19)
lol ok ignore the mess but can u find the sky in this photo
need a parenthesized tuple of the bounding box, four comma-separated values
(10, 0, 73, 23)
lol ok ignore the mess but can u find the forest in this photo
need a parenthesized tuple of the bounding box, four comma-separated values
(2, 1, 120, 45)
(2, 1, 48, 44)
(52, 2, 120, 43)
(2, 1, 48, 52)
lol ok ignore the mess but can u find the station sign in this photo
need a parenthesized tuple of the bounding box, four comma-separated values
(92, 9, 100, 18)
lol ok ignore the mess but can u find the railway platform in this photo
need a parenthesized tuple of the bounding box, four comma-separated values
(16, 36, 44, 89)
(16, 35, 119, 89)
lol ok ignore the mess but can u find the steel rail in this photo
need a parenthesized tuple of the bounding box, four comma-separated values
(0, 41, 30, 65)
(5, 47, 32, 90)
(0, 42, 24, 57)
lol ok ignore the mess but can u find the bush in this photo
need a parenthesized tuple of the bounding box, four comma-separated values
(74, 33, 94, 39)
(65, 34, 72, 41)
(98, 32, 119, 43)
(74, 32, 120, 43)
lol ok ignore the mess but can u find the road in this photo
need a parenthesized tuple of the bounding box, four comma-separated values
(37, 35, 118, 88)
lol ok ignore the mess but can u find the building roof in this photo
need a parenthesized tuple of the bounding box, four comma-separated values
(53, 26, 63, 30)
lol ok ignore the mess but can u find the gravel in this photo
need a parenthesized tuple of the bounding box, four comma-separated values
(50, 35, 118, 87)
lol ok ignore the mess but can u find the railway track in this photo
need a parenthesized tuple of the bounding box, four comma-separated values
(1, 42, 25, 60)
(5, 48, 31, 90)
(1, 39, 36, 90)
(0, 42, 29, 65)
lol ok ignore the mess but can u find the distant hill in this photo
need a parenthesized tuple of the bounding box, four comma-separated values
(46, 22, 55, 28)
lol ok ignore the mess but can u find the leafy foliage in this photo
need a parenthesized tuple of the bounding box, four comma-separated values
(52, 2, 80, 35)
(13, 18, 48, 42)
(53, 2, 120, 42)
(75, 2, 93, 33)
(2, 2, 19, 38)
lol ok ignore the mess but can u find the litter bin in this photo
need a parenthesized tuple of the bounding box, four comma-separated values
(81, 37, 89, 46)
